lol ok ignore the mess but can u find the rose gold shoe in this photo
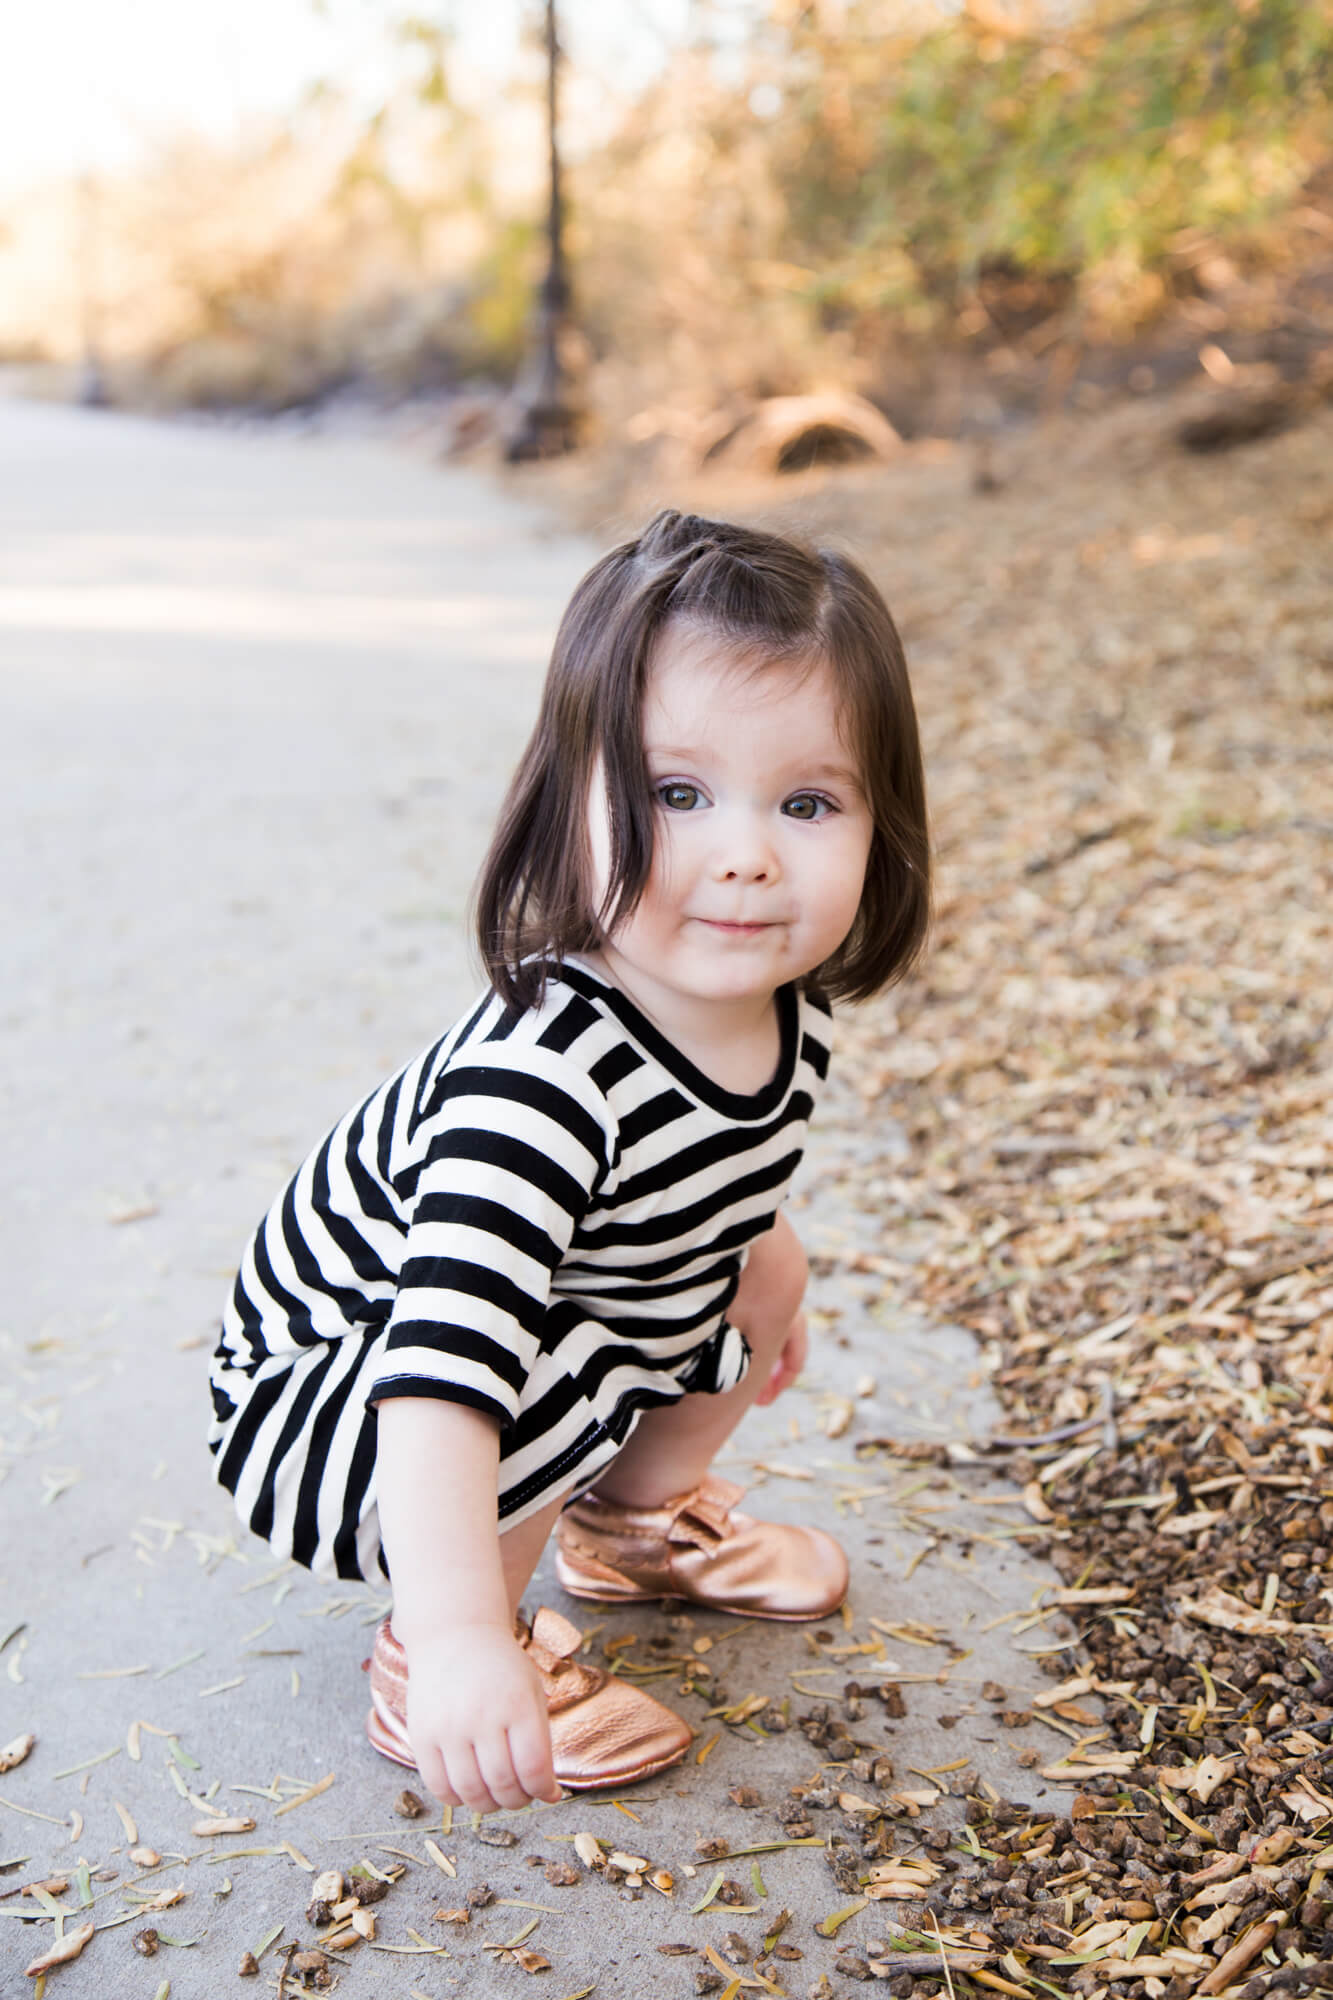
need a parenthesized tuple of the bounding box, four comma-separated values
(364, 1606, 692, 1791)
(554, 1475, 849, 1622)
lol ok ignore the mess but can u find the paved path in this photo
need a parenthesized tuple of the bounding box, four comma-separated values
(0, 402, 1064, 1996)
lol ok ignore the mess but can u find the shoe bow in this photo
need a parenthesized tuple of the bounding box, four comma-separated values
(519, 1607, 602, 1710)
(663, 1477, 744, 1555)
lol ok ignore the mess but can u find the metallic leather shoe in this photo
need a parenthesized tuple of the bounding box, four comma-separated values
(554, 1475, 849, 1621)
(364, 1606, 692, 1791)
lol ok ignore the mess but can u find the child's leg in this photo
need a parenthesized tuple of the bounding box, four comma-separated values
(554, 1213, 845, 1618)
(498, 1492, 570, 1617)
(589, 1210, 809, 1507)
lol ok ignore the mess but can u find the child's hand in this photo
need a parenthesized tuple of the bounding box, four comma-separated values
(404, 1625, 561, 1813)
(753, 1309, 808, 1407)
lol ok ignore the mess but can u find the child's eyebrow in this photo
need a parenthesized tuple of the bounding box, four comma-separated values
(803, 761, 863, 788)
(646, 747, 865, 794)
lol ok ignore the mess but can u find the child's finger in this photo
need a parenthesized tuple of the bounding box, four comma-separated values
(443, 1742, 498, 1816)
(754, 1351, 796, 1406)
(474, 1737, 534, 1812)
(414, 1745, 454, 1805)
(507, 1717, 561, 1804)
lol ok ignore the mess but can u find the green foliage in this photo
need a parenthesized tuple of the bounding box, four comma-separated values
(764, 0, 1333, 330)
(457, 217, 541, 374)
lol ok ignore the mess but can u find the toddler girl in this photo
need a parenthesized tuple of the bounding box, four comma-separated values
(209, 509, 929, 1814)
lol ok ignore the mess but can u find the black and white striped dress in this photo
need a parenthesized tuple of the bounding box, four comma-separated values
(208, 959, 831, 1580)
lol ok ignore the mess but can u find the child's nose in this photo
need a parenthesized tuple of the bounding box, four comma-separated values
(712, 815, 781, 884)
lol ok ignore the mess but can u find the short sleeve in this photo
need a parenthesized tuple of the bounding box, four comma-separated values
(364, 1052, 614, 1426)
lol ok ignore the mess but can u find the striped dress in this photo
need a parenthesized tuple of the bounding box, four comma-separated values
(208, 958, 831, 1580)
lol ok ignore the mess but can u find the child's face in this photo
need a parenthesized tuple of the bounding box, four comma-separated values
(587, 622, 874, 1031)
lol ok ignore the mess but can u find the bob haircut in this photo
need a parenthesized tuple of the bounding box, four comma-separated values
(474, 508, 930, 1011)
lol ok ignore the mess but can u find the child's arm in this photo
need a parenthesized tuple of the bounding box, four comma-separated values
(375, 1397, 561, 1812)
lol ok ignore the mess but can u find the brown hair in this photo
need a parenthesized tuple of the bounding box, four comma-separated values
(473, 509, 930, 1010)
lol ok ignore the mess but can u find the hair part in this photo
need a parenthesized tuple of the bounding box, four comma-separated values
(473, 509, 931, 1010)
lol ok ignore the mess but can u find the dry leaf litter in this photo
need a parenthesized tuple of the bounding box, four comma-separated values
(762, 406, 1331, 1996)
(516, 399, 1333, 1995)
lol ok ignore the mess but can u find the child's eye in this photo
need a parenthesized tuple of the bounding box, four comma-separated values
(657, 782, 704, 811)
(782, 792, 835, 821)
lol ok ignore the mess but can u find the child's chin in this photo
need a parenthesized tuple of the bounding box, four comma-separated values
(693, 970, 783, 1004)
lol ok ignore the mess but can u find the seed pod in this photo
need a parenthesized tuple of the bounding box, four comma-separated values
(476, 1825, 518, 1847)
(22, 1876, 70, 1898)
(0, 1733, 35, 1774)
(392, 1788, 426, 1818)
(309, 1869, 343, 1908)
(349, 1876, 389, 1905)
(544, 1861, 580, 1886)
(573, 1831, 603, 1869)
(129, 1846, 161, 1869)
(132, 1928, 159, 1956)
(350, 1907, 376, 1940)
(238, 1951, 260, 1975)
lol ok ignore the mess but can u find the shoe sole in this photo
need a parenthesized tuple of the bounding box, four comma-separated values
(557, 1575, 846, 1621)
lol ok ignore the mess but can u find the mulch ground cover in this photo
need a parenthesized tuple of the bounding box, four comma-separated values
(778, 401, 1332, 1997)
(528, 395, 1333, 1996)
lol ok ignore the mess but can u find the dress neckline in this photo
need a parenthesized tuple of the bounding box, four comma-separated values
(555, 958, 800, 1120)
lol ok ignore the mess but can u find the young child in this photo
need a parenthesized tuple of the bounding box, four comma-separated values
(208, 509, 929, 1814)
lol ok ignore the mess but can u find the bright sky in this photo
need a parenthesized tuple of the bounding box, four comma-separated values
(0, 0, 695, 193)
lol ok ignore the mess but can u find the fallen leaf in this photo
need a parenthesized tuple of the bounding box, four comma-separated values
(25, 1919, 95, 1975)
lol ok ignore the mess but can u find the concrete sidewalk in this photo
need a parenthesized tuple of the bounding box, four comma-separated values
(1, 402, 1068, 1997)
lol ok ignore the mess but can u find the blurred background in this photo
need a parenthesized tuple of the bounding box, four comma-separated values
(3, 0, 1331, 455)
